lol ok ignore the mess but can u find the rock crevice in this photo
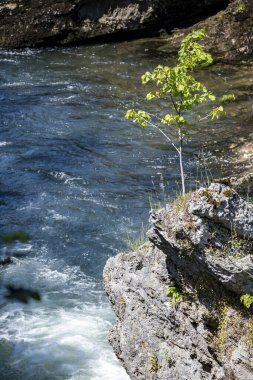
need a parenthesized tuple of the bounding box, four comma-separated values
(104, 183, 253, 379)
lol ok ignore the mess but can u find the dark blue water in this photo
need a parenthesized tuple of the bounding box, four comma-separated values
(0, 41, 252, 380)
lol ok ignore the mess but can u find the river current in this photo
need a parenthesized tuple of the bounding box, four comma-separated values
(0, 40, 252, 380)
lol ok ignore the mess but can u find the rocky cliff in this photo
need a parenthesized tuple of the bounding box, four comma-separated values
(0, 0, 234, 49)
(1, 1, 252, 61)
(162, 0, 253, 62)
(104, 183, 253, 379)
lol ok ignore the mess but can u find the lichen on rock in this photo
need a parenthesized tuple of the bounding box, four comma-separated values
(104, 183, 253, 379)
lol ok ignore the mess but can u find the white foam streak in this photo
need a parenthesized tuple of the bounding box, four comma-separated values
(0, 257, 129, 380)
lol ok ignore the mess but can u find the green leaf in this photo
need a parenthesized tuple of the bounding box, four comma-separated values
(208, 106, 226, 119)
(125, 109, 151, 128)
(166, 286, 184, 304)
(174, 115, 187, 126)
(219, 94, 236, 103)
(146, 92, 156, 100)
(141, 72, 152, 84)
(178, 28, 213, 70)
(208, 94, 216, 101)
(161, 114, 174, 125)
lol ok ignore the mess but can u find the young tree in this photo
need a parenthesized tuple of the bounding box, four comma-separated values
(125, 29, 234, 195)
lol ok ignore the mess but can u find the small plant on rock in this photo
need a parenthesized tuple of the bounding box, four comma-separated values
(235, 2, 247, 14)
(164, 349, 175, 368)
(149, 352, 161, 372)
(240, 294, 253, 309)
(126, 223, 147, 251)
(216, 303, 229, 353)
(126, 28, 235, 195)
(170, 191, 192, 214)
(225, 228, 253, 259)
(166, 286, 184, 304)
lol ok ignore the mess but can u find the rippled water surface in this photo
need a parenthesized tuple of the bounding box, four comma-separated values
(0, 40, 252, 380)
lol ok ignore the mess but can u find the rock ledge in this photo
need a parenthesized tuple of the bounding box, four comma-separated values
(104, 183, 253, 380)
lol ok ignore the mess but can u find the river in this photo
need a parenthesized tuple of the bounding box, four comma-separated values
(0, 39, 252, 380)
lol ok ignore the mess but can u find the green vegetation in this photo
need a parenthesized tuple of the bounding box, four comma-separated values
(126, 223, 147, 251)
(149, 352, 160, 372)
(215, 303, 229, 353)
(240, 294, 253, 309)
(0, 231, 31, 244)
(193, 275, 253, 354)
(206, 225, 252, 260)
(214, 304, 253, 354)
(222, 188, 235, 198)
(166, 286, 184, 304)
(169, 191, 192, 214)
(126, 28, 234, 195)
(243, 318, 253, 347)
(198, 188, 222, 208)
(225, 229, 252, 259)
(164, 350, 175, 367)
(235, 2, 246, 14)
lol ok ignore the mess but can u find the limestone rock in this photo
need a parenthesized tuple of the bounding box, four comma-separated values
(0, 0, 238, 49)
(161, 0, 253, 62)
(104, 183, 253, 379)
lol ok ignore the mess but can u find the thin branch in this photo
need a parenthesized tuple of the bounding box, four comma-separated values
(144, 118, 180, 154)
(169, 94, 177, 114)
(178, 97, 184, 117)
(178, 127, 185, 195)
(147, 112, 165, 122)
(198, 115, 209, 121)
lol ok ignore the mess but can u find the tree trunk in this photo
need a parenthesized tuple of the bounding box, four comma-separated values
(179, 137, 185, 195)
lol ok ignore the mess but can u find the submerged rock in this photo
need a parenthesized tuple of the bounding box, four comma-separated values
(104, 183, 253, 379)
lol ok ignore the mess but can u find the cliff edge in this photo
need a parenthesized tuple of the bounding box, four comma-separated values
(162, 0, 253, 62)
(104, 183, 253, 379)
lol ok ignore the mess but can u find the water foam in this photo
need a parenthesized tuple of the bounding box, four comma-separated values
(0, 257, 129, 380)
(0, 141, 11, 146)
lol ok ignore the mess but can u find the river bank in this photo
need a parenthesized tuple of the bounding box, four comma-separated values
(0, 7, 252, 378)
(0, 0, 228, 48)
(0, 1, 252, 64)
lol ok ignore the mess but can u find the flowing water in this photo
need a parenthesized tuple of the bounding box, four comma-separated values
(0, 39, 252, 380)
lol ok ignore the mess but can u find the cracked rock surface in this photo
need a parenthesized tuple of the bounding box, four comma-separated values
(162, 0, 253, 62)
(104, 183, 253, 379)
(0, 0, 241, 50)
